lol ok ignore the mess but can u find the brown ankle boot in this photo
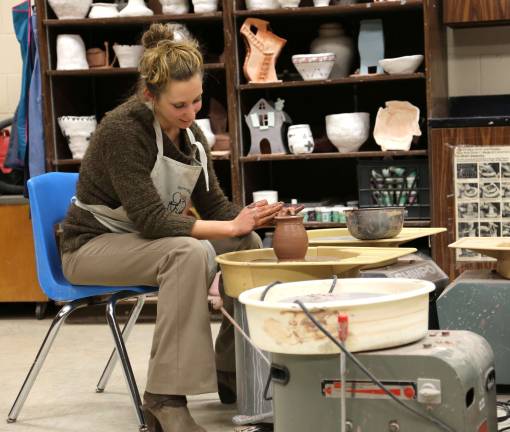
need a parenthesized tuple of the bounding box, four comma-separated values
(143, 392, 206, 432)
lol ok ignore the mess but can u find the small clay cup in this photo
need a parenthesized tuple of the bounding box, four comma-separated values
(272, 215, 308, 261)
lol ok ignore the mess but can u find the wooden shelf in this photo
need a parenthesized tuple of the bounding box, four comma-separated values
(260, 219, 431, 230)
(43, 12, 223, 27)
(238, 73, 425, 90)
(235, 0, 423, 18)
(53, 151, 230, 166)
(240, 150, 428, 162)
(47, 63, 225, 77)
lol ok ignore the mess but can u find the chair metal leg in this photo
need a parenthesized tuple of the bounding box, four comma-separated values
(7, 298, 93, 423)
(105, 292, 147, 432)
(96, 295, 146, 393)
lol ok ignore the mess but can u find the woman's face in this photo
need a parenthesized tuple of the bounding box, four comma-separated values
(152, 73, 203, 130)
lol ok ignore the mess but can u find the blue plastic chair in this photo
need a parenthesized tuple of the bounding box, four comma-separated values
(7, 172, 158, 431)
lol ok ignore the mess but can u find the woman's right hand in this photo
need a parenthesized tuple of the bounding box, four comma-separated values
(230, 200, 284, 236)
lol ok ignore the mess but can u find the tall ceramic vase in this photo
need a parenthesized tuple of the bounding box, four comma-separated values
(119, 0, 153, 16)
(310, 23, 354, 78)
(272, 215, 308, 261)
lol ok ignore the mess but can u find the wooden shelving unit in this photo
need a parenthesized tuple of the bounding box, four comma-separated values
(231, 0, 434, 228)
(36, 0, 447, 246)
(36, 0, 237, 199)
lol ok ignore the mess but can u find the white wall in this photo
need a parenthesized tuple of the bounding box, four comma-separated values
(447, 26, 510, 97)
(0, 0, 23, 120)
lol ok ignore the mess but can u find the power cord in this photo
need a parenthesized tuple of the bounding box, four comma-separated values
(294, 299, 456, 432)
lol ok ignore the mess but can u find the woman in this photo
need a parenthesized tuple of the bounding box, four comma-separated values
(61, 24, 283, 432)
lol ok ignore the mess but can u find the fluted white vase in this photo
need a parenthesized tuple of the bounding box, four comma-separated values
(56, 35, 88, 70)
(119, 0, 153, 16)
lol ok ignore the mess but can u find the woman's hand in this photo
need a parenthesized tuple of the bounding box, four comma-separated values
(230, 200, 284, 236)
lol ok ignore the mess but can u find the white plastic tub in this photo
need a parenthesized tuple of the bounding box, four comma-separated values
(239, 278, 434, 354)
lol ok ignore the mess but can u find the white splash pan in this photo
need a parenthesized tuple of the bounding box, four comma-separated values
(239, 278, 435, 355)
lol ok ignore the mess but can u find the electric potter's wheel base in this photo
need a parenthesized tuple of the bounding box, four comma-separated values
(437, 269, 510, 385)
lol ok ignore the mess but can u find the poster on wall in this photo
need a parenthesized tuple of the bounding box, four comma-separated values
(454, 146, 510, 261)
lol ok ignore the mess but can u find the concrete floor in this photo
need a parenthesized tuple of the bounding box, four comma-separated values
(1, 315, 510, 432)
(0, 318, 235, 432)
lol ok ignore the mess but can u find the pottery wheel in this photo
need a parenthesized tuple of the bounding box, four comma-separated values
(279, 291, 387, 303)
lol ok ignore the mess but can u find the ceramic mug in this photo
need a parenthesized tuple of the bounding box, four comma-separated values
(287, 124, 314, 154)
(253, 190, 278, 204)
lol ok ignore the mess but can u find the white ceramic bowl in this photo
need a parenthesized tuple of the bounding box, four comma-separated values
(57, 116, 97, 159)
(253, 190, 278, 204)
(292, 53, 335, 81)
(88, 3, 119, 18)
(325, 112, 370, 153)
(58, 115, 97, 136)
(113, 44, 144, 68)
(246, 0, 280, 9)
(378, 54, 424, 75)
(48, 0, 92, 19)
(239, 278, 435, 354)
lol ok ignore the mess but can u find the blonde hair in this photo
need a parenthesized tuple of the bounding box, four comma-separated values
(138, 23, 203, 99)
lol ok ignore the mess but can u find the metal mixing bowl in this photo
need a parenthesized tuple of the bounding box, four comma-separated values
(345, 207, 405, 240)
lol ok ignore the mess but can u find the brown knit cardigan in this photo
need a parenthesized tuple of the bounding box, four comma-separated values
(61, 96, 240, 253)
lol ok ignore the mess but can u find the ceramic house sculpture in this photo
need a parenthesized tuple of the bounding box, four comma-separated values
(240, 18, 287, 83)
(358, 19, 384, 75)
(373, 100, 421, 151)
(245, 98, 291, 155)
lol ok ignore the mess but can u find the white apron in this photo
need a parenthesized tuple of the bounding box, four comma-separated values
(73, 119, 217, 281)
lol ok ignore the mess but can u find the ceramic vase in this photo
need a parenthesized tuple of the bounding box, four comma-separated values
(119, 0, 153, 16)
(192, 0, 218, 12)
(240, 18, 287, 83)
(113, 44, 144, 68)
(56, 35, 88, 70)
(159, 0, 190, 14)
(195, 119, 216, 148)
(246, 0, 279, 10)
(310, 23, 354, 78)
(48, 0, 92, 19)
(287, 124, 314, 154)
(57, 116, 97, 159)
(278, 0, 300, 7)
(88, 3, 119, 18)
(272, 215, 308, 261)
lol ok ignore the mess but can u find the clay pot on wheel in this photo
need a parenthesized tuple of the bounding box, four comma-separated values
(272, 215, 308, 261)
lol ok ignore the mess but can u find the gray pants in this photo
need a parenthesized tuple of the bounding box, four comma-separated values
(62, 232, 261, 395)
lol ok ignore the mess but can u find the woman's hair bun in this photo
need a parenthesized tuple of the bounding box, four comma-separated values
(141, 23, 175, 49)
